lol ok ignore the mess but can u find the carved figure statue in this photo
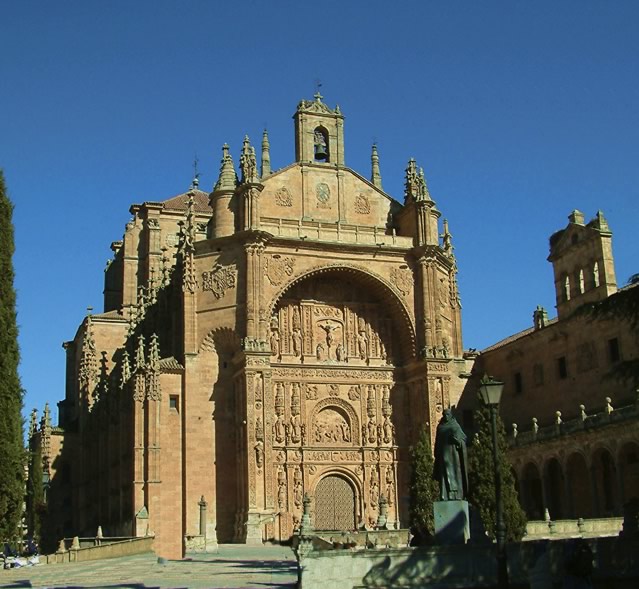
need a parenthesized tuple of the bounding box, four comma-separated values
(290, 414, 301, 443)
(340, 422, 351, 442)
(433, 408, 468, 501)
(254, 441, 264, 469)
(294, 480, 303, 508)
(367, 419, 377, 444)
(385, 467, 395, 505)
(278, 482, 286, 511)
(369, 479, 379, 509)
(274, 414, 285, 443)
(316, 343, 325, 360)
(270, 330, 280, 358)
(357, 332, 368, 360)
(336, 343, 345, 362)
(292, 329, 302, 357)
(383, 416, 394, 445)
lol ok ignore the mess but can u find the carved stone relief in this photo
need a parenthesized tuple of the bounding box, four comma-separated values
(202, 263, 236, 298)
(275, 186, 293, 207)
(354, 193, 371, 214)
(390, 266, 413, 297)
(316, 182, 331, 209)
(265, 255, 295, 287)
(313, 407, 351, 445)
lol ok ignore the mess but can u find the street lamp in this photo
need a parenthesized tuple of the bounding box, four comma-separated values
(478, 375, 508, 589)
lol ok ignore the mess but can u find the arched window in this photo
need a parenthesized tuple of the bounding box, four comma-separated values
(593, 262, 600, 288)
(578, 269, 585, 294)
(313, 126, 329, 162)
(564, 275, 571, 301)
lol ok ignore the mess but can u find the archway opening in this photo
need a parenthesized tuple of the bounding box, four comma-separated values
(619, 442, 639, 506)
(545, 458, 564, 520)
(521, 462, 543, 520)
(593, 448, 618, 516)
(566, 453, 594, 518)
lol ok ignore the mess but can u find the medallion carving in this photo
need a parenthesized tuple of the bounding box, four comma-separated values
(316, 182, 331, 209)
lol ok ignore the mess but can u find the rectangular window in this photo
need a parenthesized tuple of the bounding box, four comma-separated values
(514, 372, 523, 394)
(608, 338, 620, 364)
(169, 395, 179, 411)
(557, 357, 568, 379)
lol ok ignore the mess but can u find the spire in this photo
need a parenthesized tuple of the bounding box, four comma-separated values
(417, 167, 432, 202)
(404, 158, 418, 203)
(119, 349, 131, 390)
(261, 129, 271, 177)
(371, 144, 382, 189)
(240, 135, 258, 183)
(179, 193, 197, 294)
(214, 144, 238, 191)
(592, 210, 610, 232)
(28, 408, 38, 439)
(133, 334, 146, 402)
(78, 310, 97, 395)
(146, 333, 162, 401)
(441, 219, 453, 256)
(134, 334, 146, 372)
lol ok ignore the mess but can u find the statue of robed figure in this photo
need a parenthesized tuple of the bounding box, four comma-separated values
(433, 408, 468, 501)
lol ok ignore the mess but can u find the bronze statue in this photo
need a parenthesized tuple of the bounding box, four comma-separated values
(433, 408, 468, 501)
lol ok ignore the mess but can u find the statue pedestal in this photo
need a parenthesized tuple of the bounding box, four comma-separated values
(434, 500, 469, 545)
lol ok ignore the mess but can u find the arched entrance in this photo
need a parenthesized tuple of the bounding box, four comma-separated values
(315, 474, 356, 531)
(566, 452, 594, 518)
(521, 462, 544, 519)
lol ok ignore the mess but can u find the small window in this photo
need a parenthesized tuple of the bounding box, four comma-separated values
(557, 357, 568, 379)
(608, 338, 620, 364)
(514, 372, 523, 394)
(593, 262, 600, 287)
(564, 276, 571, 301)
(169, 395, 179, 411)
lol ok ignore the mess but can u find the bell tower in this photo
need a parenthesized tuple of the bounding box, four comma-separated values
(294, 93, 345, 166)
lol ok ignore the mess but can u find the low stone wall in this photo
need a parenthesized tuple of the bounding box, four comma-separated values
(296, 535, 639, 589)
(43, 536, 155, 564)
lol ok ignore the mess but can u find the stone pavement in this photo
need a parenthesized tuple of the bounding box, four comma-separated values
(0, 544, 298, 589)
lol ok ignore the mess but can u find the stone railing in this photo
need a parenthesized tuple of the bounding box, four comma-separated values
(509, 392, 639, 447)
(260, 217, 413, 248)
(525, 517, 623, 539)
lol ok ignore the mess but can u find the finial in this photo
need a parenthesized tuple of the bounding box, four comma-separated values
(441, 219, 453, 255)
(261, 129, 271, 178)
(314, 79, 323, 102)
(240, 136, 257, 183)
(371, 143, 382, 189)
(191, 155, 200, 189)
(214, 143, 238, 191)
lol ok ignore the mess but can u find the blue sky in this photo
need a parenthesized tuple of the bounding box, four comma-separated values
(1, 1, 637, 421)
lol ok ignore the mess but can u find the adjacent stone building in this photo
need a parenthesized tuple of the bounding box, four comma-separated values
(470, 210, 639, 522)
(38, 95, 471, 558)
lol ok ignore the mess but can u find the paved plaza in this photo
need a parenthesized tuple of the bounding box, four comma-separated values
(0, 544, 298, 589)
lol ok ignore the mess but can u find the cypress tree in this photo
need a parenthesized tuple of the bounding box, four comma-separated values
(26, 444, 44, 541)
(409, 426, 440, 538)
(467, 402, 527, 542)
(0, 170, 25, 542)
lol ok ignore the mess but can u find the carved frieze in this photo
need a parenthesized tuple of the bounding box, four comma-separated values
(202, 263, 236, 299)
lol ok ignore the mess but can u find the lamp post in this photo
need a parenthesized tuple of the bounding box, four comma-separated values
(478, 375, 508, 589)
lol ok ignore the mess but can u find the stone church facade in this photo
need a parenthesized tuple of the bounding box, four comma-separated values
(42, 95, 471, 558)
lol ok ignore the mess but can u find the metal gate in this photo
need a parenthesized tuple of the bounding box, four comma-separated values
(314, 475, 356, 531)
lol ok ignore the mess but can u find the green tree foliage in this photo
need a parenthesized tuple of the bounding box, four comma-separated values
(26, 445, 44, 541)
(409, 427, 440, 538)
(0, 170, 25, 541)
(467, 403, 527, 542)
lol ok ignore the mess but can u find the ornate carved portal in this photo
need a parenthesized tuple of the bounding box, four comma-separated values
(259, 272, 406, 540)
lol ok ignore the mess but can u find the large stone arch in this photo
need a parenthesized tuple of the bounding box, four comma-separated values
(268, 263, 417, 361)
(520, 461, 544, 520)
(566, 451, 594, 518)
(618, 441, 639, 505)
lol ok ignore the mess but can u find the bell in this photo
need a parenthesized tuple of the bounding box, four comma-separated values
(314, 142, 328, 160)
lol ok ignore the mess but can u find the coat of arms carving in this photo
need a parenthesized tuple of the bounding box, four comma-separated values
(265, 255, 295, 287)
(316, 182, 331, 209)
(390, 266, 413, 296)
(354, 193, 371, 214)
(201, 263, 237, 299)
(275, 186, 293, 207)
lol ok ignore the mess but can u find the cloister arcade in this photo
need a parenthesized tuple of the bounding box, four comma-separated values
(511, 425, 639, 521)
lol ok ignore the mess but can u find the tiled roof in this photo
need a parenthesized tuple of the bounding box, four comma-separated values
(481, 318, 558, 353)
(160, 357, 184, 371)
(93, 309, 126, 321)
(161, 190, 210, 213)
